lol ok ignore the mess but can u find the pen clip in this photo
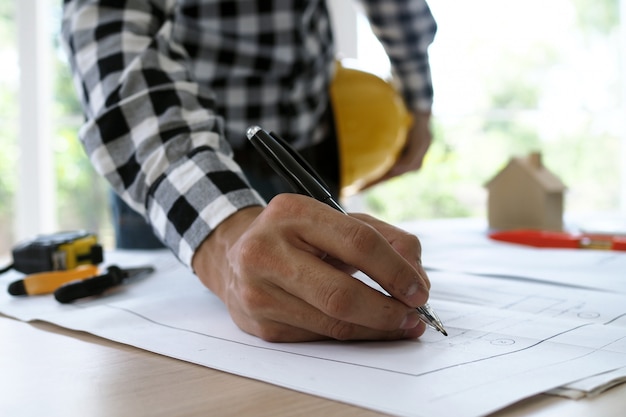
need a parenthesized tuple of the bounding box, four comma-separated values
(247, 127, 333, 203)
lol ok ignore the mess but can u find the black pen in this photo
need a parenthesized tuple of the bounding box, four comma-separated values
(246, 126, 447, 336)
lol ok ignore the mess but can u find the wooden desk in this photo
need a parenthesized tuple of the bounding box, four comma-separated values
(2, 314, 624, 417)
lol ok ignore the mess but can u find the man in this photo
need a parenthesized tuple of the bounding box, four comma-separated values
(61, 0, 437, 342)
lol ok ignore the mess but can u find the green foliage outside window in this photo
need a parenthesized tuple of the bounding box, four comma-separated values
(52, 52, 112, 239)
(0, 1, 17, 256)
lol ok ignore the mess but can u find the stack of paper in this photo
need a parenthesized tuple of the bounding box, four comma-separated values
(1, 219, 625, 417)
(414, 218, 626, 402)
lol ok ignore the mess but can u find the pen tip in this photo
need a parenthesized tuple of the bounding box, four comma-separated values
(432, 321, 448, 336)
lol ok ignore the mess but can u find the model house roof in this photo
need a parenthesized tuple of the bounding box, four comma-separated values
(485, 152, 566, 193)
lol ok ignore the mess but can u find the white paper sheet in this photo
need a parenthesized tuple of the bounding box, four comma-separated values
(407, 218, 626, 294)
(547, 367, 626, 399)
(2, 244, 626, 417)
(407, 217, 626, 401)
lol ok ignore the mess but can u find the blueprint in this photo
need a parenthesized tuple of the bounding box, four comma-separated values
(2, 221, 626, 417)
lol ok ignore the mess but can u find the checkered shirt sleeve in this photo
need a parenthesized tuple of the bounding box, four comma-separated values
(360, 0, 437, 113)
(61, 0, 269, 267)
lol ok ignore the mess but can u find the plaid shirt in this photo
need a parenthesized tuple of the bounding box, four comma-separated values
(61, 0, 437, 267)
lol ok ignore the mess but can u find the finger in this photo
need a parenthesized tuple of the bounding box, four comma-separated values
(390, 134, 429, 175)
(266, 200, 429, 308)
(390, 112, 432, 176)
(273, 250, 424, 332)
(230, 280, 426, 342)
(350, 213, 430, 290)
(241, 315, 426, 343)
(260, 194, 428, 306)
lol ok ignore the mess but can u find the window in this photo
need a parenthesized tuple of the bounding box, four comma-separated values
(49, 1, 113, 246)
(0, 1, 19, 260)
(1, 0, 112, 264)
(351, 0, 626, 224)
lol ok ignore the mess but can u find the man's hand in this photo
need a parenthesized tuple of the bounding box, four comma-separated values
(390, 111, 432, 175)
(363, 111, 432, 190)
(192, 194, 430, 342)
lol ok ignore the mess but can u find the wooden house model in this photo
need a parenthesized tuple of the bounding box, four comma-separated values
(485, 152, 566, 231)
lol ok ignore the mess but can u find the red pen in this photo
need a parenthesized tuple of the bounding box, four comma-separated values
(488, 229, 626, 251)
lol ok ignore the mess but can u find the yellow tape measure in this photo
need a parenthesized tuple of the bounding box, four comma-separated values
(10, 231, 103, 274)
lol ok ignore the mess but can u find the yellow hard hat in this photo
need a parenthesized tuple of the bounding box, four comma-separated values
(329, 60, 413, 196)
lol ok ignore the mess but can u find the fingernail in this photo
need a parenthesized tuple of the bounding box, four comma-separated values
(406, 281, 428, 305)
(406, 282, 419, 297)
(400, 311, 421, 329)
